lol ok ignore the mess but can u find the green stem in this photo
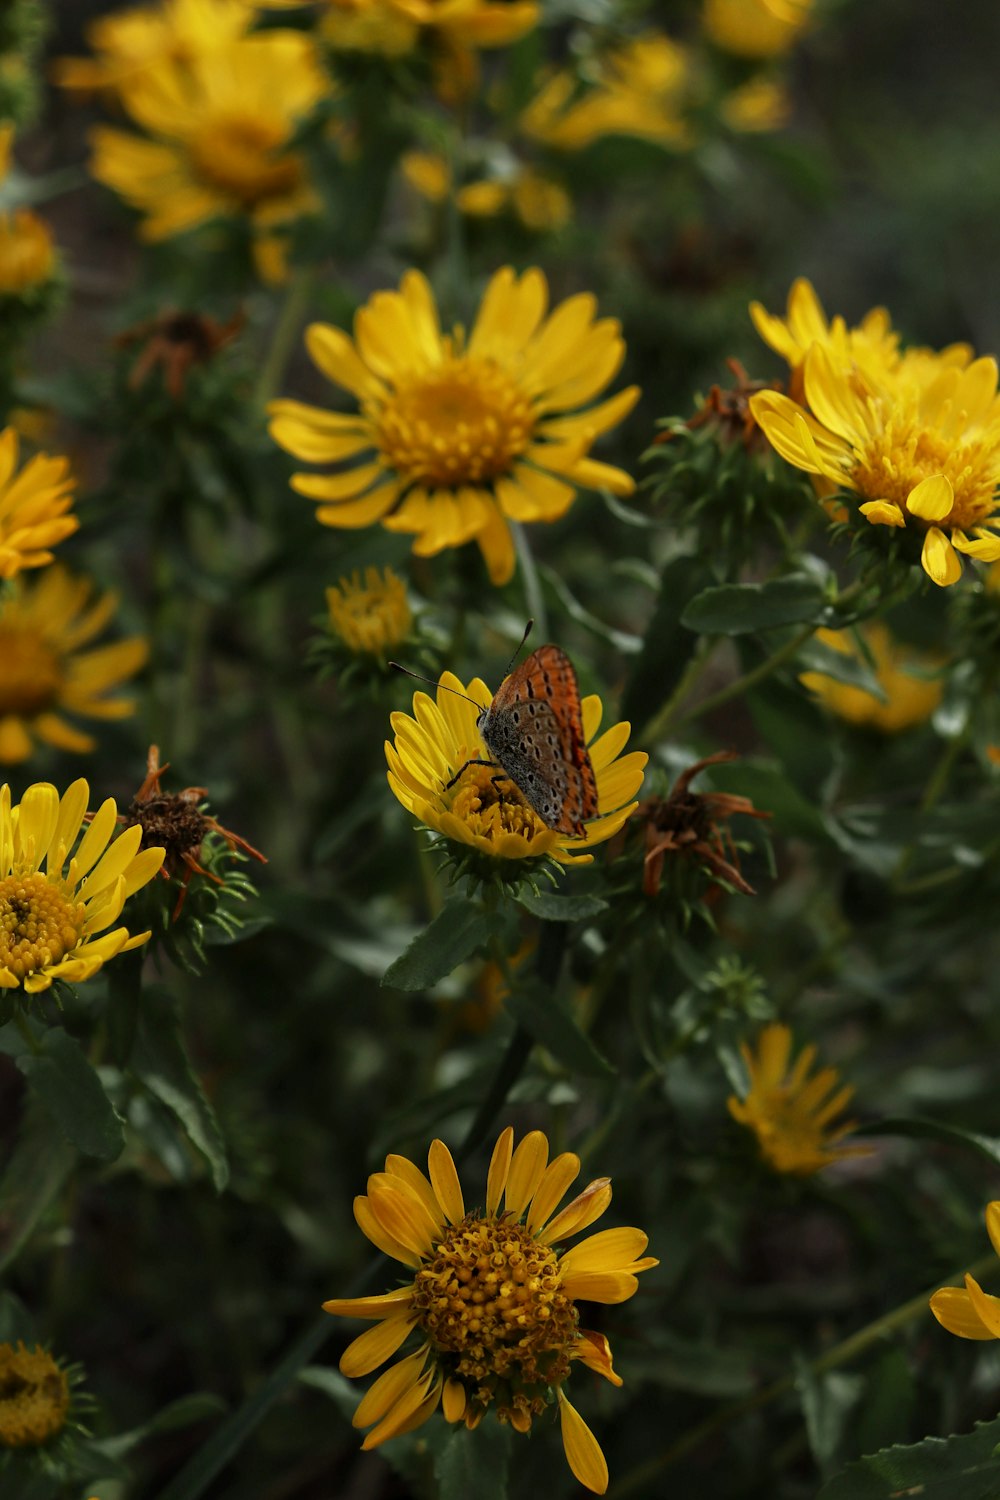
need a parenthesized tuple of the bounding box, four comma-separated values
(14, 1010, 40, 1055)
(672, 620, 818, 731)
(638, 635, 716, 745)
(891, 724, 971, 888)
(512, 522, 548, 640)
(253, 266, 316, 411)
(611, 1249, 998, 1496)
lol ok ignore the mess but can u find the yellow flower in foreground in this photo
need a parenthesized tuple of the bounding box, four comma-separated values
(269, 267, 639, 585)
(51, 0, 252, 96)
(0, 779, 164, 991)
(521, 35, 692, 152)
(750, 342, 1000, 586)
(0, 1343, 69, 1448)
(326, 566, 412, 656)
(323, 1127, 656, 1494)
(386, 670, 646, 863)
(703, 0, 812, 58)
(800, 623, 943, 733)
(0, 428, 77, 581)
(88, 31, 325, 281)
(930, 1202, 1000, 1341)
(0, 565, 148, 763)
(728, 1023, 871, 1175)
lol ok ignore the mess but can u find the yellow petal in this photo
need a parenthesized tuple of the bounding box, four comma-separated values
(859, 500, 906, 528)
(340, 1311, 414, 1378)
(486, 1126, 514, 1214)
(906, 474, 953, 522)
(427, 1139, 465, 1225)
(928, 1285, 996, 1339)
(351, 1348, 428, 1429)
(921, 527, 963, 587)
(559, 1393, 609, 1495)
(526, 1153, 580, 1234)
(540, 1178, 612, 1243)
(559, 1226, 650, 1276)
(986, 1202, 1000, 1261)
(323, 1288, 414, 1320)
(963, 1273, 1000, 1338)
(442, 1377, 467, 1423)
(504, 1130, 549, 1215)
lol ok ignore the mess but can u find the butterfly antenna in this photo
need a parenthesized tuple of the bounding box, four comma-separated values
(501, 619, 534, 679)
(389, 662, 486, 712)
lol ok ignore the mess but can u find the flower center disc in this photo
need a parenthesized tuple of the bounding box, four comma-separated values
(855, 411, 1000, 531)
(190, 114, 303, 206)
(0, 872, 85, 980)
(0, 627, 63, 717)
(411, 1213, 578, 1416)
(375, 357, 535, 486)
(449, 764, 548, 842)
(0, 1344, 69, 1448)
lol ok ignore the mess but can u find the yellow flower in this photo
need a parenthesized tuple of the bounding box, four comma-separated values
(721, 75, 791, 133)
(268, 267, 639, 585)
(728, 1022, 871, 1175)
(750, 277, 901, 389)
(326, 566, 412, 656)
(0, 779, 164, 992)
(323, 1127, 656, 1494)
(521, 35, 692, 152)
(0, 1343, 69, 1448)
(401, 151, 571, 232)
(87, 31, 325, 282)
(703, 0, 812, 58)
(0, 427, 78, 582)
(0, 124, 57, 298)
(51, 0, 252, 96)
(0, 564, 148, 763)
(385, 669, 646, 864)
(930, 1202, 1000, 1341)
(258, 0, 538, 62)
(800, 623, 943, 733)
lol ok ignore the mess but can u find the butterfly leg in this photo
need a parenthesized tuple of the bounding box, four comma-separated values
(443, 757, 497, 793)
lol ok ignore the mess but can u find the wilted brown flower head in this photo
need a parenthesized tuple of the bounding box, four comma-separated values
(628, 750, 771, 899)
(659, 358, 784, 455)
(115, 309, 244, 400)
(124, 744, 265, 919)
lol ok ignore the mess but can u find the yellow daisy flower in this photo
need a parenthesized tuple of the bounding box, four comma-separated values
(87, 31, 325, 282)
(721, 75, 791, 134)
(521, 35, 692, 152)
(323, 1127, 656, 1494)
(326, 566, 412, 656)
(749, 277, 901, 390)
(0, 427, 78, 582)
(930, 1202, 1000, 1341)
(728, 1022, 872, 1175)
(0, 779, 164, 992)
(0, 564, 149, 764)
(750, 341, 1000, 586)
(385, 670, 646, 863)
(800, 623, 943, 734)
(703, 0, 813, 58)
(51, 0, 252, 97)
(0, 1343, 69, 1448)
(268, 267, 639, 585)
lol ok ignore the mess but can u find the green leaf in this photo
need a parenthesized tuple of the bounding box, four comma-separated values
(0, 1099, 75, 1273)
(437, 1420, 512, 1500)
(798, 1361, 865, 1478)
(862, 1115, 1000, 1167)
(817, 1415, 1000, 1500)
(798, 636, 889, 702)
(504, 978, 615, 1078)
(97, 1394, 228, 1461)
(517, 889, 608, 922)
(132, 987, 230, 1192)
(16, 1028, 125, 1162)
(382, 898, 500, 991)
(681, 575, 827, 635)
(539, 563, 642, 653)
(620, 554, 710, 726)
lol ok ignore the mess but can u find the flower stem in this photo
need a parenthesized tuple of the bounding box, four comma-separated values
(673, 620, 818, 730)
(14, 1010, 40, 1054)
(512, 521, 548, 640)
(253, 265, 316, 411)
(610, 1249, 998, 1496)
(638, 635, 716, 744)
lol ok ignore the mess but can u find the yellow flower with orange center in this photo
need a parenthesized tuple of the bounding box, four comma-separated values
(703, 0, 812, 58)
(269, 267, 639, 585)
(728, 1023, 872, 1175)
(800, 623, 944, 733)
(0, 1343, 69, 1448)
(323, 1127, 656, 1493)
(0, 779, 164, 992)
(521, 35, 692, 152)
(0, 564, 148, 763)
(930, 1202, 1000, 1342)
(87, 31, 325, 282)
(0, 427, 77, 582)
(326, 566, 412, 656)
(385, 670, 646, 863)
(51, 0, 252, 96)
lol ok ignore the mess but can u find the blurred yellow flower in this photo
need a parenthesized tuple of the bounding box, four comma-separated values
(703, 0, 812, 58)
(0, 427, 78, 582)
(721, 75, 791, 133)
(800, 624, 943, 733)
(0, 1342, 68, 1447)
(88, 31, 325, 282)
(268, 267, 639, 585)
(0, 123, 57, 298)
(385, 670, 645, 864)
(728, 1023, 871, 1175)
(260, 0, 538, 63)
(0, 779, 164, 992)
(930, 1202, 1000, 1341)
(0, 565, 148, 763)
(51, 0, 252, 96)
(522, 35, 692, 151)
(401, 150, 571, 231)
(750, 343, 1000, 586)
(323, 1126, 656, 1493)
(326, 566, 412, 656)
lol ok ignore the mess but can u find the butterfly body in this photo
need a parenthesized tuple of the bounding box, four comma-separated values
(476, 644, 598, 837)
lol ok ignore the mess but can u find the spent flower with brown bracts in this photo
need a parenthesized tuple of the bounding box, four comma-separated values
(124, 744, 266, 920)
(323, 1127, 656, 1493)
(657, 358, 784, 456)
(115, 308, 245, 400)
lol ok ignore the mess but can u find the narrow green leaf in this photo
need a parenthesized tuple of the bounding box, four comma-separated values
(539, 563, 642, 652)
(517, 889, 608, 922)
(17, 1028, 125, 1162)
(97, 1394, 228, 1461)
(681, 575, 826, 635)
(505, 978, 615, 1078)
(620, 554, 709, 726)
(382, 898, 499, 991)
(863, 1115, 1000, 1167)
(817, 1414, 1000, 1500)
(437, 1420, 512, 1500)
(0, 1100, 75, 1273)
(132, 987, 230, 1192)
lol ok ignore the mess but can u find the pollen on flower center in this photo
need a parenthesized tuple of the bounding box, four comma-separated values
(449, 764, 547, 842)
(411, 1212, 578, 1423)
(0, 1342, 69, 1448)
(0, 872, 85, 979)
(854, 415, 1000, 531)
(0, 626, 62, 716)
(189, 114, 302, 205)
(374, 357, 535, 487)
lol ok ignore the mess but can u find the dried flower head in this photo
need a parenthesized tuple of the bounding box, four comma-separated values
(116, 308, 244, 399)
(660, 358, 783, 456)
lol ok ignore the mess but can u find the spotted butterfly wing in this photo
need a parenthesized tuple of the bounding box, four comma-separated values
(477, 644, 599, 837)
